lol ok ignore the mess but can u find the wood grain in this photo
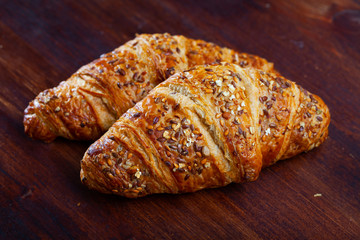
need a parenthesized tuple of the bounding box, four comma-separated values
(1, 0, 359, 239)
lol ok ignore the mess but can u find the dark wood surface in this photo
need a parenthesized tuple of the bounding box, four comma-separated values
(1, 0, 359, 239)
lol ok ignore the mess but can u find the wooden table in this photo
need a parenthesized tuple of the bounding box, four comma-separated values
(1, 0, 359, 239)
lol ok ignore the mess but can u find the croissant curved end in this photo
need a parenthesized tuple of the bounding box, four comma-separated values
(80, 138, 146, 198)
(23, 104, 57, 143)
(279, 94, 331, 161)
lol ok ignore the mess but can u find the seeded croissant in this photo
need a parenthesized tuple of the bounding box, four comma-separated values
(24, 33, 275, 142)
(80, 63, 330, 198)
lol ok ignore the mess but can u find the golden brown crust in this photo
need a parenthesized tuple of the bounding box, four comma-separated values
(24, 33, 276, 142)
(80, 63, 330, 198)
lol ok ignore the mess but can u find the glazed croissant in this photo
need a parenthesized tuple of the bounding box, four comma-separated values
(24, 33, 276, 142)
(80, 63, 330, 198)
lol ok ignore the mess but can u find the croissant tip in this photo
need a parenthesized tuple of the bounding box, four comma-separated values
(23, 108, 57, 142)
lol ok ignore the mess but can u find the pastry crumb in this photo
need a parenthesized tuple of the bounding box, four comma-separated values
(314, 193, 322, 197)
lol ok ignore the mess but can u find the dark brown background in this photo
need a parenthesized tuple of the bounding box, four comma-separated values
(1, 0, 359, 239)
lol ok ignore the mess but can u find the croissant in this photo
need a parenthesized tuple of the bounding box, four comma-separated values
(23, 33, 276, 142)
(80, 63, 330, 198)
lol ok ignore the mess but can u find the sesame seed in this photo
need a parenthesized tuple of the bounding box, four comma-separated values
(193, 130, 200, 135)
(181, 149, 189, 156)
(265, 128, 271, 135)
(157, 137, 166, 143)
(163, 130, 170, 139)
(224, 129, 229, 136)
(205, 89, 213, 94)
(216, 113, 222, 118)
(134, 170, 142, 178)
(178, 163, 186, 168)
(269, 123, 277, 128)
(178, 158, 186, 163)
(202, 146, 210, 156)
(174, 104, 180, 110)
(266, 101, 273, 109)
(249, 127, 255, 134)
(184, 128, 191, 136)
(222, 112, 231, 119)
(117, 68, 126, 76)
(234, 116, 241, 125)
(240, 60, 248, 67)
(228, 84, 235, 93)
(43, 97, 50, 104)
(54, 106, 60, 112)
(259, 96, 268, 103)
